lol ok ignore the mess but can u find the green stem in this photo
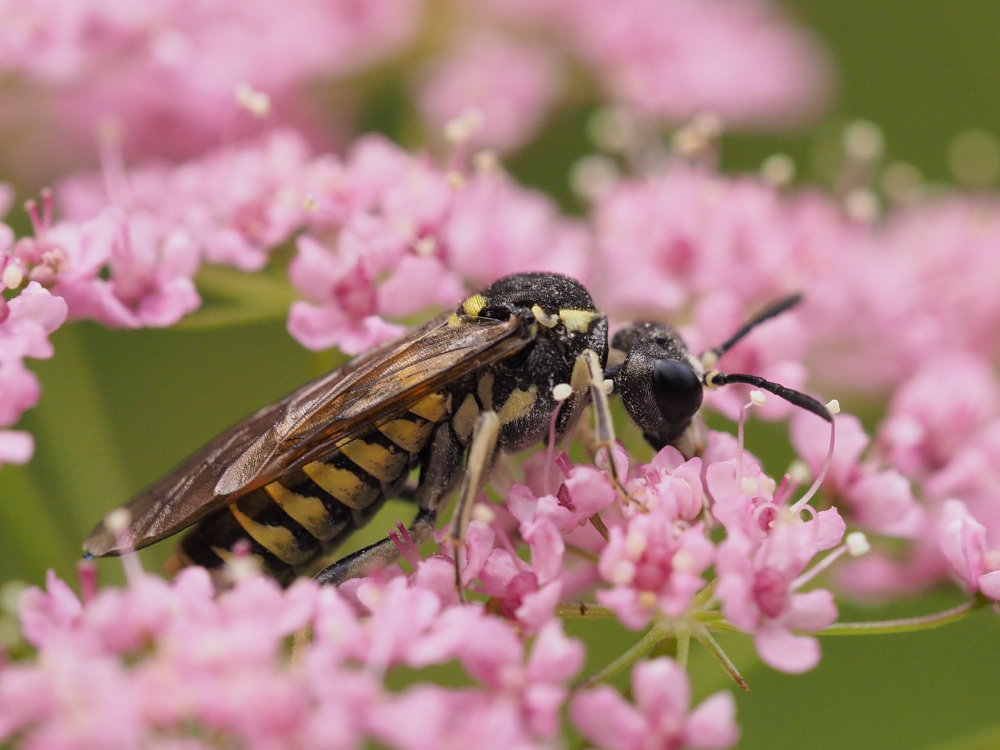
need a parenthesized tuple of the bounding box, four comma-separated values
(557, 603, 619, 620)
(819, 598, 982, 636)
(675, 631, 691, 668)
(576, 621, 672, 688)
(589, 513, 610, 541)
(694, 626, 749, 691)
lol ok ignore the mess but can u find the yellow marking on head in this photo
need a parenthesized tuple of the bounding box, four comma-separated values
(447, 312, 462, 327)
(303, 460, 380, 509)
(531, 304, 559, 328)
(340, 439, 409, 483)
(559, 308, 599, 333)
(498, 385, 538, 425)
(228, 504, 313, 566)
(477, 372, 495, 411)
(462, 293, 487, 317)
(378, 417, 435, 453)
(265, 481, 346, 541)
(452, 392, 480, 442)
(410, 392, 451, 422)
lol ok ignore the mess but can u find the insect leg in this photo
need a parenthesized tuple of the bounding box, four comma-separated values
(312, 421, 467, 585)
(312, 508, 438, 584)
(579, 348, 621, 483)
(450, 410, 500, 588)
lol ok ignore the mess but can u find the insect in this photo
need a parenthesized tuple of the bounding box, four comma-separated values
(83, 272, 830, 585)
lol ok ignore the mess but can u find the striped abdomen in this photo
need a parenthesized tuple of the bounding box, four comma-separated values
(170, 392, 452, 584)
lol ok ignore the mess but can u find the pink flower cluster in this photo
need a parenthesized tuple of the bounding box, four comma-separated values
(0, 190, 68, 467)
(435, 0, 831, 146)
(587, 161, 1000, 605)
(2, 564, 728, 750)
(0, 0, 420, 166)
(0, 0, 830, 174)
(290, 135, 589, 352)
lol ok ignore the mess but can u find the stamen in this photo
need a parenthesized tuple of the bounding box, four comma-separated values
(552, 383, 573, 402)
(76, 558, 98, 604)
(2, 261, 24, 290)
(96, 119, 131, 208)
(736, 391, 764, 477)
(234, 82, 271, 118)
(846, 531, 870, 557)
(792, 532, 868, 591)
(444, 108, 484, 145)
(791, 414, 837, 514)
(389, 521, 421, 569)
(760, 153, 796, 187)
(472, 504, 496, 524)
(544, 394, 567, 492)
(224, 540, 261, 582)
(104, 508, 144, 584)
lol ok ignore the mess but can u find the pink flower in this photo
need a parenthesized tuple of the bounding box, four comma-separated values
(879, 352, 1000, 478)
(1, 0, 422, 164)
(564, 0, 831, 128)
(53, 209, 200, 328)
(715, 525, 840, 673)
(597, 508, 714, 628)
(287, 233, 407, 353)
(571, 657, 739, 750)
(938, 500, 1000, 602)
(708, 455, 843, 672)
(415, 33, 561, 153)
(792, 411, 923, 537)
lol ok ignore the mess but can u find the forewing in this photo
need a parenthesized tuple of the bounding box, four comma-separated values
(83, 313, 530, 556)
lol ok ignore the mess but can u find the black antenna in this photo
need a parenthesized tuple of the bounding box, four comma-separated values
(706, 371, 832, 422)
(704, 294, 803, 363)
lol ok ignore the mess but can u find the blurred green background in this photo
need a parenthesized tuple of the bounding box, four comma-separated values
(3, 1, 1000, 748)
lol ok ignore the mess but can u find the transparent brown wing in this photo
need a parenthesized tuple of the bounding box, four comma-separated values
(83, 312, 532, 556)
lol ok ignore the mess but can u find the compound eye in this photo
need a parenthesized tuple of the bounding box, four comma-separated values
(652, 359, 703, 425)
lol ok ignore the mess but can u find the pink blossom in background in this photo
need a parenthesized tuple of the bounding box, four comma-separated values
(791, 412, 922, 538)
(563, 0, 832, 127)
(415, 33, 561, 153)
(938, 500, 1000, 603)
(571, 658, 739, 750)
(590, 164, 842, 316)
(468, 0, 831, 128)
(0, 0, 423, 166)
(59, 129, 315, 272)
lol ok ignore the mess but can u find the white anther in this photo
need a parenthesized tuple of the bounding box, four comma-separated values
(414, 237, 437, 256)
(610, 560, 635, 585)
(2, 262, 23, 290)
(625, 530, 647, 558)
(825, 399, 841, 414)
(552, 383, 574, 402)
(843, 120, 884, 161)
(602, 378, 614, 396)
(846, 531, 870, 557)
(472, 504, 496, 524)
(787, 459, 811, 485)
(473, 150, 500, 174)
(104, 508, 132, 535)
(760, 153, 796, 187)
(844, 188, 880, 222)
(235, 83, 271, 117)
(749, 390, 767, 407)
(444, 108, 484, 144)
(570, 154, 619, 202)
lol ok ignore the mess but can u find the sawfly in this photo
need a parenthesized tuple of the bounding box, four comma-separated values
(84, 272, 830, 584)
